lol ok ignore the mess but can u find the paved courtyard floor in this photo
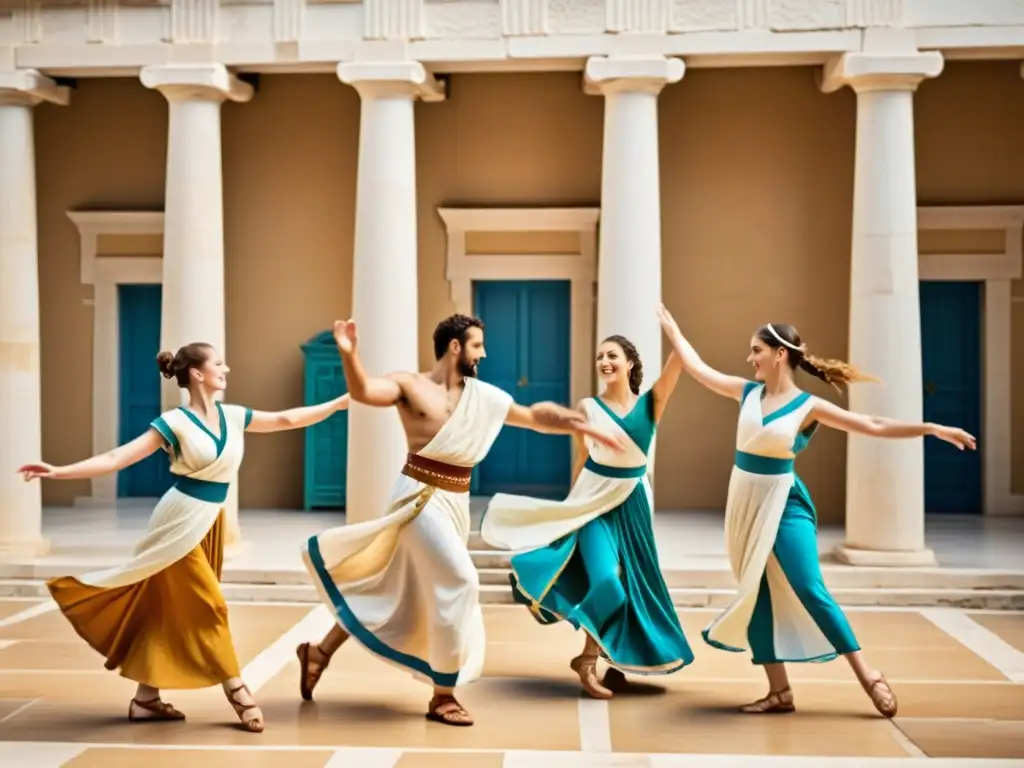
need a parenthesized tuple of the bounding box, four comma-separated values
(0, 599, 1021, 766)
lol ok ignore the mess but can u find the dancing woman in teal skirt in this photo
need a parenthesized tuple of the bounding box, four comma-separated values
(656, 304, 976, 717)
(482, 335, 693, 698)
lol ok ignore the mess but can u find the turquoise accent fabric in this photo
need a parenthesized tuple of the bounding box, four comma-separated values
(305, 534, 459, 687)
(244, 407, 254, 429)
(734, 451, 794, 475)
(174, 476, 230, 504)
(149, 416, 180, 459)
(746, 479, 861, 664)
(509, 391, 694, 673)
(584, 458, 647, 479)
(178, 403, 227, 457)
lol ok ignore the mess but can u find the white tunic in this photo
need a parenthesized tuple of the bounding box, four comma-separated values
(481, 397, 652, 553)
(702, 384, 836, 662)
(302, 377, 514, 688)
(72, 403, 249, 589)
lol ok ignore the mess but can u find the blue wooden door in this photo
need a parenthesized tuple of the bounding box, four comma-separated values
(302, 331, 349, 509)
(118, 284, 174, 498)
(474, 280, 572, 498)
(919, 281, 982, 514)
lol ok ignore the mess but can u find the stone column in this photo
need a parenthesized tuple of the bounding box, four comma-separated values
(0, 72, 69, 556)
(585, 56, 683, 389)
(819, 52, 943, 566)
(586, 56, 682, 487)
(337, 61, 444, 524)
(141, 64, 252, 548)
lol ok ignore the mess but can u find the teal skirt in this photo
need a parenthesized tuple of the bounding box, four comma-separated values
(509, 482, 694, 674)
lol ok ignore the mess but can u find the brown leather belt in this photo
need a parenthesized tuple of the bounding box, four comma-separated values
(401, 453, 473, 493)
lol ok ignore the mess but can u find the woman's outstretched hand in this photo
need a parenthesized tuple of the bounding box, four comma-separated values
(17, 462, 59, 481)
(931, 425, 977, 451)
(657, 304, 681, 339)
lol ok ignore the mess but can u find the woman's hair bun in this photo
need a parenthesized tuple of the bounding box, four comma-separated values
(156, 350, 177, 379)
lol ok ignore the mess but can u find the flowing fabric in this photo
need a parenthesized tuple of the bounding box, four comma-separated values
(702, 382, 860, 663)
(302, 377, 514, 688)
(47, 403, 252, 688)
(482, 392, 693, 674)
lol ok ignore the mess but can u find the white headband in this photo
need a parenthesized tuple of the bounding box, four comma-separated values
(766, 323, 805, 352)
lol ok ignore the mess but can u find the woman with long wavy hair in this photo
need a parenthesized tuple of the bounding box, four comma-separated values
(656, 304, 975, 718)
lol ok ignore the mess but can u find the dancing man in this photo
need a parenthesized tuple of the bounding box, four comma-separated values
(297, 314, 623, 726)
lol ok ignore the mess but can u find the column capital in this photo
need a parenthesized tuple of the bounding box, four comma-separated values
(0, 70, 71, 107)
(337, 61, 446, 102)
(583, 56, 685, 97)
(140, 64, 253, 104)
(818, 52, 943, 95)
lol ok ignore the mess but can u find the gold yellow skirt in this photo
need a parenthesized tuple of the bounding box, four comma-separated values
(47, 511, 241, 689)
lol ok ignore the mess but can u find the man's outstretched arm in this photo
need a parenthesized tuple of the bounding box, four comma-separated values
(505, 402, 623, 450)
(333, 319, 409, 407)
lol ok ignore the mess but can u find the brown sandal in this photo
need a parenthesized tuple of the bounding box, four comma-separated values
(128, 697, 186, 722)
(226, 683, 265, 733)
(866, 674, 897, 718)
(297, 642, 329, 702)
(570, 654, 613, 700)
(740, 687, 795, 714)
(426, 694, 474, 726)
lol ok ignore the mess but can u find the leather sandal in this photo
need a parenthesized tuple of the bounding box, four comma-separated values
(866, 673, 897, 718)
(426, 694, 473, 726)
(226, 683, 265, 733)
(128, 697, 186, 722)
(297, 642, 329, 702)
(570, 654, 613, 699)
(740, 687, 796, 714)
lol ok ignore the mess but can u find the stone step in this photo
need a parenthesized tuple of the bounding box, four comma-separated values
(2, 579, 1021, 610)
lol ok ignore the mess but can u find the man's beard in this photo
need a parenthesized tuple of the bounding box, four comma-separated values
(457, 353, 478, 378)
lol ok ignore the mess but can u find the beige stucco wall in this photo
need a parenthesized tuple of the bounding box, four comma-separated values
(33, 61, 1024, 516)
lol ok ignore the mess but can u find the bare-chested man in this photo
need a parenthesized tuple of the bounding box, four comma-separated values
(297, 313, 622, 726)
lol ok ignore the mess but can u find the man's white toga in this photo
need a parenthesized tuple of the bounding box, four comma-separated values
(301, 377, 513, 688)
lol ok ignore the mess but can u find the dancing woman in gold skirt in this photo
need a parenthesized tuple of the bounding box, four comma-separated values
(18, 342, 348, 732)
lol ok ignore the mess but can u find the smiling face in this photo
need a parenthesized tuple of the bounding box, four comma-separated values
(191, 347, 230, 392)
(596, 339, 631, 389)
(746, 335, 786, 382)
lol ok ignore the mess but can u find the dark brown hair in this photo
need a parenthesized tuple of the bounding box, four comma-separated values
(433, 314, 484, 360)
(602, 335, 643, 395)
(755, 323, 877, 391)
(156, 343, 212, 388)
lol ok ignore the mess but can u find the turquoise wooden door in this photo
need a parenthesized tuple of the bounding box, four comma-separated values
(474, 280, 572, 498)
(118, 284, 173, 498)
(919, 281, 982, 514)
(302, 331, 348, 509)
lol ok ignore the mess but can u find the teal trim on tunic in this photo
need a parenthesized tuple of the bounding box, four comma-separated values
(174, 476, 230, 504)
(149, 416, 180, 459)
(509, 391, 694, 674)
(305, 534, 459, 687)
(178, 402, 228, 457)
(244, 407, 254, 429)
(704, 388, 860, 663)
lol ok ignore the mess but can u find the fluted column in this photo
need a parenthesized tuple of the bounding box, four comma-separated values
(141, 64, 253, 548)
(338, 61, 444, 524)
(819, 52, 943, 566)
(585, 56, 683, 390)
(0, 71, 69, 556)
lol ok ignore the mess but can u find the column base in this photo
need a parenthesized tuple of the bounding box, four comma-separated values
(833, 544, 937, 567)
(0, 538, 51, 558)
